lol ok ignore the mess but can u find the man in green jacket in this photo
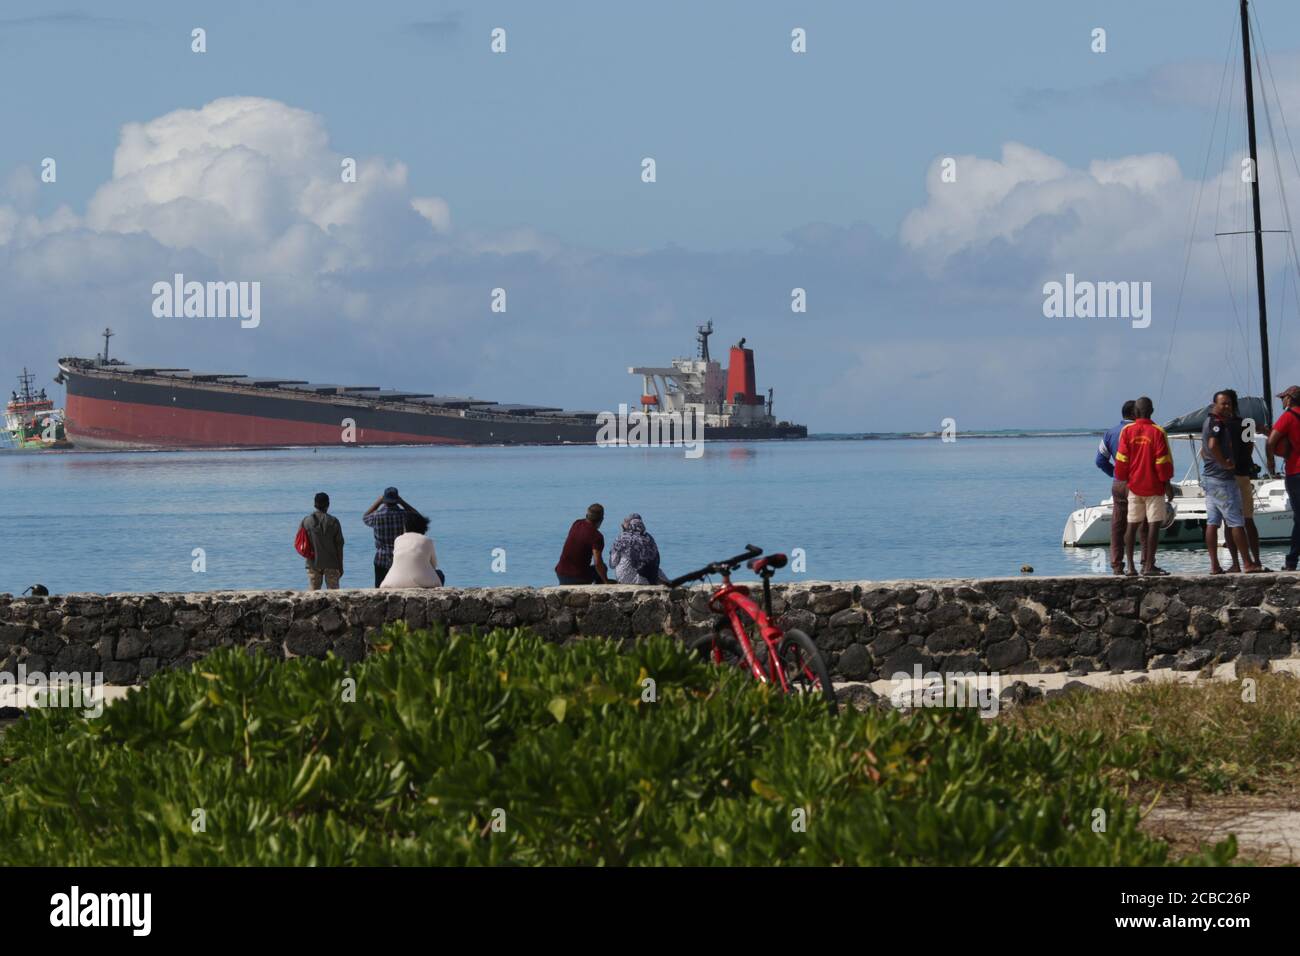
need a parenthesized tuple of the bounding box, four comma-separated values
(302, 492, 345, 589)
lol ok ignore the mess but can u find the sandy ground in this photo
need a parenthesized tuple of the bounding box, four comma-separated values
(837, 656, 1300, 702)
(1143, 795, 1300, 865)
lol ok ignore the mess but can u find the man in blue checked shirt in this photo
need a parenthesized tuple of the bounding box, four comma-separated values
(363, 486, 415, 587)
(1096, 400, 1141, 575)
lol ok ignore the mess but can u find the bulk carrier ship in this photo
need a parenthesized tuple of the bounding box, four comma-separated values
(55, 325, 806, 449)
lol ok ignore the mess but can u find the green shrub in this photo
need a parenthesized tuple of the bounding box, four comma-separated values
(0, 626, 1232, 865)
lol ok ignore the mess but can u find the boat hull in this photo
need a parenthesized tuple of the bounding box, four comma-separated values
(1063, 480, 1295, 547)
(60, 364, 807, 449)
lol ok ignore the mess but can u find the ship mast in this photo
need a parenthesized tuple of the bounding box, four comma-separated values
(16, 368, 36, 404)
(100, 327, 114, 366)
(1241, 0, 1272, 427)
(696, 321, 713, 362)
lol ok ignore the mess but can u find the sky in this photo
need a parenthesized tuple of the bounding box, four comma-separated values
(6, 0, 1300, 431)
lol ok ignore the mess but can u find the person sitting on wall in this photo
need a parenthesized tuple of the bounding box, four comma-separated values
(380, 511, 444, 588)
(608, 513, 668, 584)
(554, 503, 610, 584)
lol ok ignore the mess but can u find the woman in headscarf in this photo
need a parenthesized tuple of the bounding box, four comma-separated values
(608, 513, 666, 585)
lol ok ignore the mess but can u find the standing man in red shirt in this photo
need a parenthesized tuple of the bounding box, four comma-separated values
(1115, 396, 1176, 576)
(1266, 385, 1300, 570)
(555, 503, 610, 584)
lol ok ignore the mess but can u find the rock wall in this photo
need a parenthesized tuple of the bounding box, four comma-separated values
(2, 575, 1298, 685)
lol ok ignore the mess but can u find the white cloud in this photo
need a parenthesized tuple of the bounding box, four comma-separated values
(1088, 154, 1181, 193)
(897, 138, 1293, 310)
(78, 97, 445, 271)
(900, 143, 1192, 267)
(900, 143, 1070, 257)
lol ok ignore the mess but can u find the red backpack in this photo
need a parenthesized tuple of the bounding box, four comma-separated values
(295, 522, 316, 560)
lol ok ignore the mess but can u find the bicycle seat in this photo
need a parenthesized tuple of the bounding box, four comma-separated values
(748, 553, 787, 573)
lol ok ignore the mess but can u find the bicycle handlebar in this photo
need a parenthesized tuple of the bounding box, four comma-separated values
(667, 544, 762, 588)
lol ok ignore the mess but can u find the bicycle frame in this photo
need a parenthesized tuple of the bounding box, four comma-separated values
(707, 570, 794, 693)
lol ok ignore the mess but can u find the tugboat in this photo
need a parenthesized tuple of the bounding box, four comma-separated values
(4, 368, 72, 450)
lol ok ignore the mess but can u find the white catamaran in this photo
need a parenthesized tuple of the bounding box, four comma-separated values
(1063, 440, 1294, 548)
(1064, 0, 1300, 552)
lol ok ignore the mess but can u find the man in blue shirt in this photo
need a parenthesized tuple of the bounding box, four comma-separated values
(1096, 401, 1136, 478)
(1097, 400, 1138, 574)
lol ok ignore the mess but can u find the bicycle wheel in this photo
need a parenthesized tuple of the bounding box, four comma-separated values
(686, 631, 746, 668)
(776, 629, 838, 715)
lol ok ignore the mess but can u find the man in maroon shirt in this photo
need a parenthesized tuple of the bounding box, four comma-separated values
(555, 503, 610, 584)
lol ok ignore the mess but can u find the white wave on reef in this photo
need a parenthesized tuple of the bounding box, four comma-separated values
(814, 430, 1103, 441)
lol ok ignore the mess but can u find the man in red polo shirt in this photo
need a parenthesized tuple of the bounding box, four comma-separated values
(1115, 396, 1175, 576)
(555, 503, 610, 584)
(1266, 385, 1300, 570)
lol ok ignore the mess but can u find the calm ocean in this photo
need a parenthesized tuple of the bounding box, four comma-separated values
(2, 436, 1287, 595)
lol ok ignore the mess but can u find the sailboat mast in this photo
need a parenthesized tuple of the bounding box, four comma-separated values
(1241, 0, 1273, 426)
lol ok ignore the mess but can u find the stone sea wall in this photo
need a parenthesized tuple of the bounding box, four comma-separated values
(2, 575, 1299, 685)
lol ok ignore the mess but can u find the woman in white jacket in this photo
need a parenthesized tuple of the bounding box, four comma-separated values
(380, 511, 444, 588)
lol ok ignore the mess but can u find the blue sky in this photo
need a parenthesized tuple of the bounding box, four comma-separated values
(5, 0, 1300, 431)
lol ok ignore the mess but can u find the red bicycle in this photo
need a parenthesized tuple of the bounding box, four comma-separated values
(669, 545, 837, 714)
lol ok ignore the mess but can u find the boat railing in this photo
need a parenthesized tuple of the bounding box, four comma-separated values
(1168, 432, 1277, 485)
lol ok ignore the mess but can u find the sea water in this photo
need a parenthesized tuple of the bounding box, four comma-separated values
(1, 436, 1290, 595)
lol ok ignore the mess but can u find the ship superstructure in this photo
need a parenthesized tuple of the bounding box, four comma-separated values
(629, 322, 787, 430)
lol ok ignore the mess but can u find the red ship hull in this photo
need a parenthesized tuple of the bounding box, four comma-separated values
(65, 393, 459, 448)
